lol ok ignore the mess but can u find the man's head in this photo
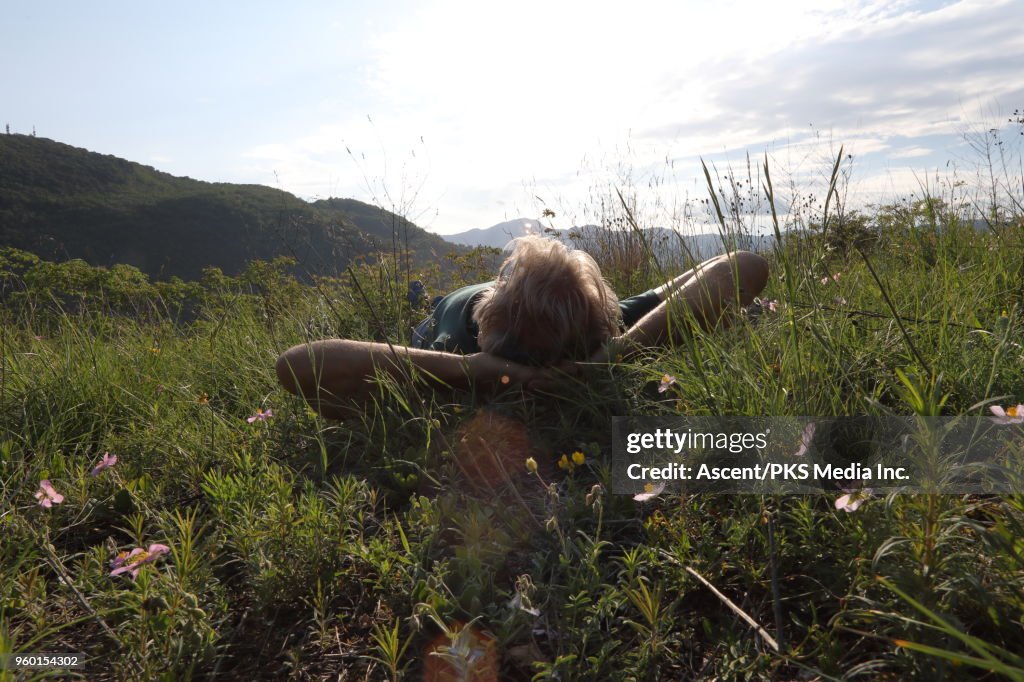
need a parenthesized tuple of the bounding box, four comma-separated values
(472, 236, 620, 365)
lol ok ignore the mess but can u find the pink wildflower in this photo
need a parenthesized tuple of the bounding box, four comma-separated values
(90, 452, 118, 476)
(835, 488, 872, 513)
(35, 479, 65, 508)
(820, 273, 841, 285)
(111, 550, 132, 570)
(633, 482, 666, 502)
(247, 408, 274, 423)
(110, 543, 171, 580)
(989, 404, 1024, 425)
(657, 375, 677, 394)
(793, 423, 816, 457)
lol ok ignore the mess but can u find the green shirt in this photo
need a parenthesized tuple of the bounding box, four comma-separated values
(411, 282, 661, 354)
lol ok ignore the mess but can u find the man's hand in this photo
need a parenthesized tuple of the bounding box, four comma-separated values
(466, 353, 578, 391)
(586, 335, 638, 365)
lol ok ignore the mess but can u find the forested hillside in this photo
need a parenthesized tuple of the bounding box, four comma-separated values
(0, 134, 464, 280)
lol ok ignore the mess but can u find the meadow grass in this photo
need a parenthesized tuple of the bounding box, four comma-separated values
(2, 154, 1024, 680)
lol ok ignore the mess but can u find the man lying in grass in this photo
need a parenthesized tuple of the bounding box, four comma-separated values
(277, 236, 769, 417)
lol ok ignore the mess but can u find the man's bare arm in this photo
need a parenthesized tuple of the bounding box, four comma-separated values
(591, 251, 769, 362)
(276, 340, 559, 417)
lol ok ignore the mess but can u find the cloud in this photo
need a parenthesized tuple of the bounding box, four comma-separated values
(641, 0, 1024, 149)
(239, 0, 1024, 233)
(888, 146, 933, 159)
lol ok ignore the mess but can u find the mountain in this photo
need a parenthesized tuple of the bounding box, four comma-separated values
(0, 134, 465, 280)
(442, 218, 773, 260)
(445, 218, 555, 249)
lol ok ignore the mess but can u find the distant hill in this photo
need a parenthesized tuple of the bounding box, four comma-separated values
(445, 218, 554, 249)
(0, 134, 465, 280)
(443, 218, 773, 260)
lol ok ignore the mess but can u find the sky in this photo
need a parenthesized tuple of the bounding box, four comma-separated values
(3, 0, 1023, 235)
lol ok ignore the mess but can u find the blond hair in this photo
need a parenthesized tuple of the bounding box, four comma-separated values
(472, 236, 620, 365)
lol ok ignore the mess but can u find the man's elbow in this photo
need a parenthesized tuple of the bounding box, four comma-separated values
(275, 342, 364, 418)
(732, 251, 769, 304)
(276, 347, 307, 396)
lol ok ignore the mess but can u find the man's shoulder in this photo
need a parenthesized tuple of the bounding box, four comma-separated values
(425, 282, 493, 354)
(433, 282, 493, 315)
(442, 281, 494, 301)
